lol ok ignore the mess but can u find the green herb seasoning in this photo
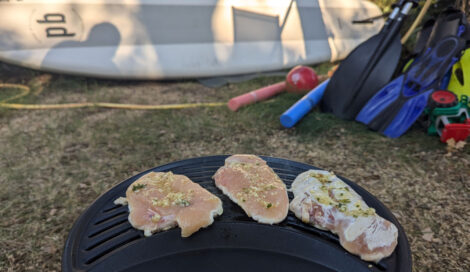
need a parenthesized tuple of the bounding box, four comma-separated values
(132, 184, 146, 192)
(266, 203, 272, 208)
(177, 199, 190, 207)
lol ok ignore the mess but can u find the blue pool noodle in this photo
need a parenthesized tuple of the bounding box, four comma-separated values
(280, 79, 329, 128)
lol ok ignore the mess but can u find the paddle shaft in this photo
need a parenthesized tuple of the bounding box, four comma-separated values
(321, 0, 413, 119)
(402, 0, 433, 44)
(348, 2, 413, 109)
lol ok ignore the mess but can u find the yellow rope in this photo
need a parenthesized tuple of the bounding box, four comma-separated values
(0, 83, 226, 110)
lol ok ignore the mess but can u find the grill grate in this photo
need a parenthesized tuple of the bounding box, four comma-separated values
(63, 155, 411, 272)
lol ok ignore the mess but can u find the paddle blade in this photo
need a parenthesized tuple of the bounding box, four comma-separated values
(344, 37, 402, 119)
(321, 33, 402, 120)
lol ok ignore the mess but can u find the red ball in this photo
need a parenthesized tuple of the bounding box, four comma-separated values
(285, 66, 319, 94)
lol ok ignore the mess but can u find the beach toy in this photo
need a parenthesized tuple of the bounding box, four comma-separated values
(228, 66, 318, 111)
(280, 79, 329, 128)
(427, 94, 469, 136)
(447, 48, 470, 98)
(440, 119, 470, 142)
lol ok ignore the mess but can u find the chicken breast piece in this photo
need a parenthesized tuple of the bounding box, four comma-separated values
(289, 170, 398, 263)
(213, 154, 289, 224)
(115, 171, 223, 237)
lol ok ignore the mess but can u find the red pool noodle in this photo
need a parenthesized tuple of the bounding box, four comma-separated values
(227, 82, 286, 111)
(227, 66, 318, 112)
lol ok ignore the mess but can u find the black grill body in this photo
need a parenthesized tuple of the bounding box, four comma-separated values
(62, 155, 412, 272)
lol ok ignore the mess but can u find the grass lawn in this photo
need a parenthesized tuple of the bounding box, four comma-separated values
(0, 61, 469, 271)
(0, 2, 468, 269)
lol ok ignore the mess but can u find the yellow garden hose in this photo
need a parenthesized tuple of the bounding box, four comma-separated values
(0, 83, 225, 110)
(0, 83, 31, 103)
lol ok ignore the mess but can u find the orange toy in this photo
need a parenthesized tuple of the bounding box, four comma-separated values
(228, 66, 318, 111)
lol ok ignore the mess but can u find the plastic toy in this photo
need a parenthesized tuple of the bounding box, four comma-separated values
(228, 66, 318, 111)
(440, 119, 470, 142)
(447, 49, 470, 98)
(280, 79, 329, 128)
(426, 93, 470, 142)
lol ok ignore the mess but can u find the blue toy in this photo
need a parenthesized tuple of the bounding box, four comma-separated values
(280, 79, 329, 128)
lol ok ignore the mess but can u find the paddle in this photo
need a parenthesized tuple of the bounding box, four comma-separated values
(321, 0, 417, 120)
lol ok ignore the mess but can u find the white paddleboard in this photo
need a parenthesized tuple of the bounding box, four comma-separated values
(0, 0, 383, 79)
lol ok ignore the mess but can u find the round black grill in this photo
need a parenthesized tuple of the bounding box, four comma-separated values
(62, 155, 412, 272)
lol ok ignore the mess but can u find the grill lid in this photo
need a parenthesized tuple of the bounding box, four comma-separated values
(62, 155, 412, 272)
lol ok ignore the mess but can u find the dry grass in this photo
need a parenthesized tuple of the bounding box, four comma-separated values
(0, 62, 469, 272)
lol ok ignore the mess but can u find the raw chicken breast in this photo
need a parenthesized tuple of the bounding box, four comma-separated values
(289, 170, 398, 262)
(116, 171, 223, 237)
(213, 154, 288, 224)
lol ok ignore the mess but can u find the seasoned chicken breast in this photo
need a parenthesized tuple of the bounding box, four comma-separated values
(289, 170, 398, 262)
(213, 154, 289, 224)
(115, 171, 223, 237)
